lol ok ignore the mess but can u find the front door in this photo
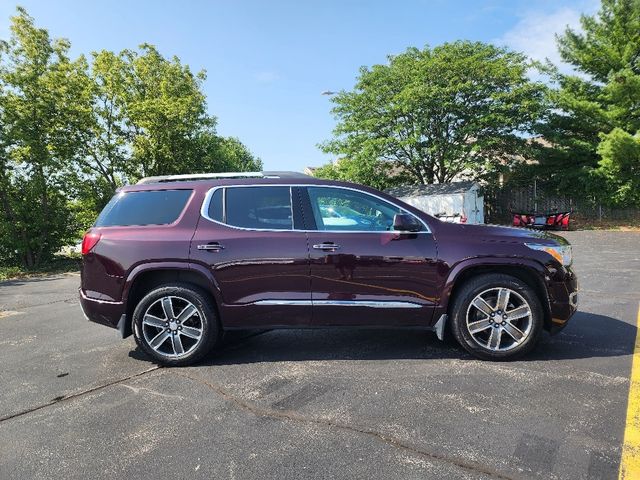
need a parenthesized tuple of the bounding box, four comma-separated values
(303, 186, 439, 327)
(190, 185, 311, 328)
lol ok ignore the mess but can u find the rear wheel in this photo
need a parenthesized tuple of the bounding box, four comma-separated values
(132, 283, 220, 366)
(450, 274, 543, 361)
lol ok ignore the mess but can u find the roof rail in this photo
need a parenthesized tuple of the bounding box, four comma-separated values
(136, 171, 310, 185)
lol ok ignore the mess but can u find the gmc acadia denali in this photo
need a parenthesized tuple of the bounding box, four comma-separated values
(79, 171, 578, 366)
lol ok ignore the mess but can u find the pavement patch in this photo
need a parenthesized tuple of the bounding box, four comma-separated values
(258, 377, 292, 397)
(271, 383, 331, 410)
(513, 433, 558, 475)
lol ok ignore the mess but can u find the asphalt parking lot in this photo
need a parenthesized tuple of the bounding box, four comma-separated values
(0, 230, 638, 479)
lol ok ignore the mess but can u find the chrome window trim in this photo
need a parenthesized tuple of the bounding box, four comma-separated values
(200, 184, 431, 234)
(221, 186, 226, 223)
(252, 299, 423, 309)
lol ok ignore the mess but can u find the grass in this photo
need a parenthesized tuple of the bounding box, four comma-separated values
(0, 254, 81, 282)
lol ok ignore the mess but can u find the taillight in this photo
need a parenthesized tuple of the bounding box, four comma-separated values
(460, 214, 467, 223)
(81, 232, 101, 255)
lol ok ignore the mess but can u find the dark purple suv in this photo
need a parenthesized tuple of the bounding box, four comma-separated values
(79, 172, 578, 365)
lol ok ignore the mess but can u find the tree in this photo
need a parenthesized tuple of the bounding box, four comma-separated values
(320, 41, 547, 186)
(313, 157, 405, 191)
(595, 128, 640, 206)
(0, 7, 92, 267)
(201, 135, 262, 173)
(74, 45, 262, 210)
(532, 0, 640, 203)
(0, 8, 262, 268)
(120, 44, 214, 179)
(76, 50, 130, 210)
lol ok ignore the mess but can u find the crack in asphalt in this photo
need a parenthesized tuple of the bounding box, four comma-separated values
(174, 370, 517, 480)
(0, 328, 514, 478)
(0, 330, 270, 424)
(0, 366, 161, 423)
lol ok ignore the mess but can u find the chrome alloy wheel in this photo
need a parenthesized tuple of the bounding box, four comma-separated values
(141, 296, 204, 358)
(465, 287, 533, 352)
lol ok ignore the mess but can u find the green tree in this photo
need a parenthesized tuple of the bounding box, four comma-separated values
(595, 128, 640, 206)
(313, 157, 405, 191)
(75, 45, 261, 201)
(0, 7, 91, 267)
(76, 50, 130, 209)
(321, 41, 547, 186)
(201, 135, 262, 173)
(532, 0, 640, 203)
(120, 44, 214, 179)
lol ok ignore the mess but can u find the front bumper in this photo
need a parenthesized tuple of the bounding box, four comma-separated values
(79, 288, 128, 337)
(546, 266, 579, 334)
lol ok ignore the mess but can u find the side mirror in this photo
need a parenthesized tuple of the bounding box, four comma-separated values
(393, 213, 422, 233)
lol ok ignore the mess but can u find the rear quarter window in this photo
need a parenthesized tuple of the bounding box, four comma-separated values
(95, 189, 192, 227)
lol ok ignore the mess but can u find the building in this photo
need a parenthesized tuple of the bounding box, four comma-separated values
(385, 181, 484, 224)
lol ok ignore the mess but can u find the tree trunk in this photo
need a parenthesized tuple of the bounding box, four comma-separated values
(33, 165, 49, 268)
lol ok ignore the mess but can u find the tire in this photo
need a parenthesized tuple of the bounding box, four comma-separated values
(449, 274, 543, 361)
(132, 283, 220, 366)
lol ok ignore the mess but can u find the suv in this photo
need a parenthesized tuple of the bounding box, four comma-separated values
(79, 172, 578, 366)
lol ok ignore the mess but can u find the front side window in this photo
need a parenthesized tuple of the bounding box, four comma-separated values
(307, 187, 415, 232)
(224, 186, 292, 230)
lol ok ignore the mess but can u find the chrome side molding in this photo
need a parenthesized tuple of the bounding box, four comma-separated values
(252, 299, 423, 309)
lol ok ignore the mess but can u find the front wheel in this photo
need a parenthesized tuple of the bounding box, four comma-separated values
(449, 274, 544, 361)
(132, 283, 220, 366)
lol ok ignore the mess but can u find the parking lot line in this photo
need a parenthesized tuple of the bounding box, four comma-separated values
(619, 303, 640, 480)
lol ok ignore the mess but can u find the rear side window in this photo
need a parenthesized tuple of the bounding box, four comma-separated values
(207, 189, 223, 222)
(95, 189, 192, 227)
(224, 186, 292, 230)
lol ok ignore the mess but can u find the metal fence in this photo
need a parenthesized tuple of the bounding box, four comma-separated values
(483, 181, 640, 226)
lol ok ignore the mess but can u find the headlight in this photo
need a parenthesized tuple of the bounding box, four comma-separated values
(525, 243, 572, 266)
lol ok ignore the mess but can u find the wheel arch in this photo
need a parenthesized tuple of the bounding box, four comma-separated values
(121, 263, 221, 337)
(443, 259, 552, 331)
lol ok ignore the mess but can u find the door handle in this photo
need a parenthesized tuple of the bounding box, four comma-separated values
(197, 243, 224, 251)
(313, 242, 340, 251)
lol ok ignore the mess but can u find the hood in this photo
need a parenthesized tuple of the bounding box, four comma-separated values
(438, 222, 569, 246)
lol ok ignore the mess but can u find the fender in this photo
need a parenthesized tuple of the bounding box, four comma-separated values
(121, 261, 224, 308)
(439, 256, 548, 312)
(186, 261, 224, 306)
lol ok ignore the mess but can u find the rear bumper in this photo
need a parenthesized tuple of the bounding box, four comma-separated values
(546, 266, 579, 334)
(79, 288, 128, 337)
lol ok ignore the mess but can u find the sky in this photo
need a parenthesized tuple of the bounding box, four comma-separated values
(0, 0, 599, 172)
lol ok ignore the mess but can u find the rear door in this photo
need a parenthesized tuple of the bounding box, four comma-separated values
(302, 186, 439, 327)
(190, 185, 311, 328)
